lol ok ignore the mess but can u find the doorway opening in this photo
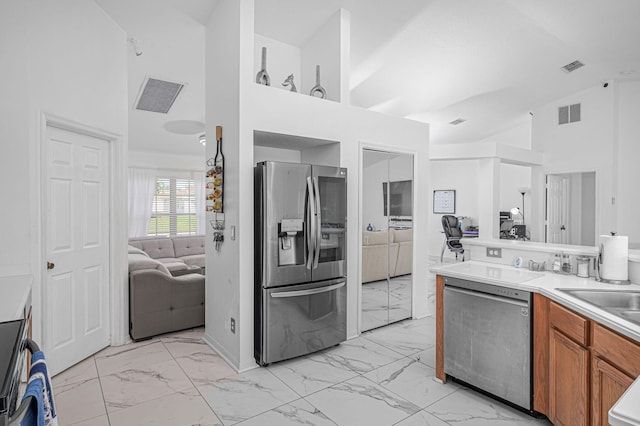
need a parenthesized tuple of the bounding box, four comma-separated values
(545, 171, 596, 246)
(361, 149, 414, 332)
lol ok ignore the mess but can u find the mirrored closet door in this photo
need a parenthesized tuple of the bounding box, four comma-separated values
(361, 149, 413, 331)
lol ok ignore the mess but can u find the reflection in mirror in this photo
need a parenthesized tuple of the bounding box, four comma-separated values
(361, 149, 413, 332)
(545, 171, 596, 246)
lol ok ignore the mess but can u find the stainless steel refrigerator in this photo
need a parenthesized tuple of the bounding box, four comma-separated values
(254, 161, 347, 366)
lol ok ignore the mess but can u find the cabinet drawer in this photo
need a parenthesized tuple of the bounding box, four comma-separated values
(592, 323, 640, 377)
(550, 301, 589, 346)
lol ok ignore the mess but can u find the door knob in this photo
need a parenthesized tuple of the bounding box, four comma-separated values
(47, 261, 55, 270)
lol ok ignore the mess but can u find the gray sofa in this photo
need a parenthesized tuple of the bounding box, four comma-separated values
(362, 229, 413, 283)
(127, 235, 206, 341)
(129, 235, 206, 275)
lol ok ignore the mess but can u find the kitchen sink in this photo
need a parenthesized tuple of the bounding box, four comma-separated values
(557, 289, 640, 326)
(621, 311, 640, 321)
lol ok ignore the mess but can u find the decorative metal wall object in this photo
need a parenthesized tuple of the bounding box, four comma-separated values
(206, 126, 225, 213)
(309, 65, 327, 99)
(206, 126, 225, 251)
(282, 74, 297, 92)
(255, 47, 271, 86)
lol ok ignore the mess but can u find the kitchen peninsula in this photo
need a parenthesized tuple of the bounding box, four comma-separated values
(431, 260, 640, 426)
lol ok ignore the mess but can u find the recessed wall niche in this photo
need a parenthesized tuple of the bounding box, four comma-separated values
(253, 130, 341, 167)
(253, 8, 349, 103)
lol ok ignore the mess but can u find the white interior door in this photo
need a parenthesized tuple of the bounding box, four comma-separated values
(44, 125, 110, 375)
(546, 174, 569, 244)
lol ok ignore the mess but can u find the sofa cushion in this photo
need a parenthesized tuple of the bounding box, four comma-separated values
(393, 229, 412, 243)
(156, 258, 188, 272)
(363, 231, 390, 246)
(180, 254, 205, 268)
(172, 235, 205, 258)
(129, 237, 176, 259)
(128, 245, 149, 256)
(128, 253, 170, 275)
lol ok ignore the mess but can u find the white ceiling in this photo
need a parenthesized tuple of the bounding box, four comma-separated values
(96, 0, 640, 156)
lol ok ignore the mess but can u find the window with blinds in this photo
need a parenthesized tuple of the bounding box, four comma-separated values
(148, 177, 197, 236)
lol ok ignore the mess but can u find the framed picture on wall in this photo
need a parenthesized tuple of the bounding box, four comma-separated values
(433, 190, 456, 214)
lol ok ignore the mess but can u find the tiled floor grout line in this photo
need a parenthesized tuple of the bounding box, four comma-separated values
(93, 355, 111, 426)
(158, 338, 227, 424)
(58, 318, 514, 426)
(238, 336, 428, 426)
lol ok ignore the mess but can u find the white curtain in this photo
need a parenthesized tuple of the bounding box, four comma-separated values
(195, 174, 206, 235)
(128, 168, 156, 237)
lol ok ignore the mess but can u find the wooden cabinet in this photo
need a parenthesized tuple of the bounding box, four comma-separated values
(591, 356, 634, 426)
(549, 328, 590, 426)
(535, 297, 640, 426)
(547, 300, 590, 425)
(591, 322, 640, 426)
(533, 293, 550, 414)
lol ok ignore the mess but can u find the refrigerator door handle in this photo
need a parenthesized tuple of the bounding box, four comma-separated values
(306, 176, 316, 270)
(313, 176, 321, 269)
(270, 281, 345, 298)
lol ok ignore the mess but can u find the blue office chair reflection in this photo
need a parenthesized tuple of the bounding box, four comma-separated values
(440, 215, 465, 262)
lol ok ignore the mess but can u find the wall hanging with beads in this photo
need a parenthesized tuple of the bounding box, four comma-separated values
(206, 125, 225, 213)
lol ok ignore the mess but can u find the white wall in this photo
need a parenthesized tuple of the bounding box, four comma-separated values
(428, 160, 479, 257)
(207, 1, 428, 372)
(532, 80, 640, 246)
(499, 163, 531, 220)
(129, 150, 203, 171)
(617, 80, 640, 246)
(362, 152, 414, 232)
(531, 83, 615, 243)
(253, 34, 301, 91)
(479, 121, 532, 149)
(582, 171, 596, 246)
(205, 0, 250, 369)
(0, 2, 30, 276)
(300, 9, 344, 102)
(253, 146, 301, 163)
(0, 0, 128, 342)
(363, 155, 388, 231)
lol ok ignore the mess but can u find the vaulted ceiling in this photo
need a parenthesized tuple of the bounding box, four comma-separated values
(96, 0, 640, 156)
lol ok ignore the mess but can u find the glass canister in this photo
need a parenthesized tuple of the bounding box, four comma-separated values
(576, 256, 590, 278)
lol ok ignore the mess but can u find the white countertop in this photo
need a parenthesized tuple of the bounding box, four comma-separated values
(430, 261, 640, 425)
(0, 274, 32, 323)
(462, 238, 640, 263)
(610, 376, 640, 426)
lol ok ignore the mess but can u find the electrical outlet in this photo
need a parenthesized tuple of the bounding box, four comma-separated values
(486, 247, 502, 258)
(230, 318, 235, 334)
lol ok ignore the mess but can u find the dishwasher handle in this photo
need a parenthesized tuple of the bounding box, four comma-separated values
(445, 285, 529, 308)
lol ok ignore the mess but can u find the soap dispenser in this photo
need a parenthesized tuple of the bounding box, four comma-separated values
(551, 253, 562, 273)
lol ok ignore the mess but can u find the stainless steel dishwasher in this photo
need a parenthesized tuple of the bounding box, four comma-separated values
(444, 276, 533, 412)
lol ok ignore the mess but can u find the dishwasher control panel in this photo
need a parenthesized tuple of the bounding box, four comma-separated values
(444, 276, 531, 303)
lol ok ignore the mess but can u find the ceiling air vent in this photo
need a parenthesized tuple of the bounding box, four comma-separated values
(449, 118, 466, 125)
(561, 60, 585, 73)
(558, 103, 581, 124)
(134, 77, 185, 113)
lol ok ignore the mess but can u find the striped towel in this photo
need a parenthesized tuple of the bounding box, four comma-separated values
(29, 352, 58, 426)
(20, 374, 44, 426)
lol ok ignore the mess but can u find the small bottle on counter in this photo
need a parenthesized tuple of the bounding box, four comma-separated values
(551, 253, 562, 273)
(562, 253, 572, 274)
(576, 256, 590, 278)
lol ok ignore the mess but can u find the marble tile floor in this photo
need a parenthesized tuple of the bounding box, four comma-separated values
(362, 275, 413, 331)
(51, 317, 552, 426)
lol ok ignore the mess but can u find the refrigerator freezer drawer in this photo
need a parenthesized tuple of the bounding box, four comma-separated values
(256, 278, 347, 365)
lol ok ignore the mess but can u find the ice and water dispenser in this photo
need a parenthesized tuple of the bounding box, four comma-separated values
(278, 218, 304, 266)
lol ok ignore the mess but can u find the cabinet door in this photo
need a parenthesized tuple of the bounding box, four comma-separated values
(591, 356, 634, 426)
(549, 328, 590, 426)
